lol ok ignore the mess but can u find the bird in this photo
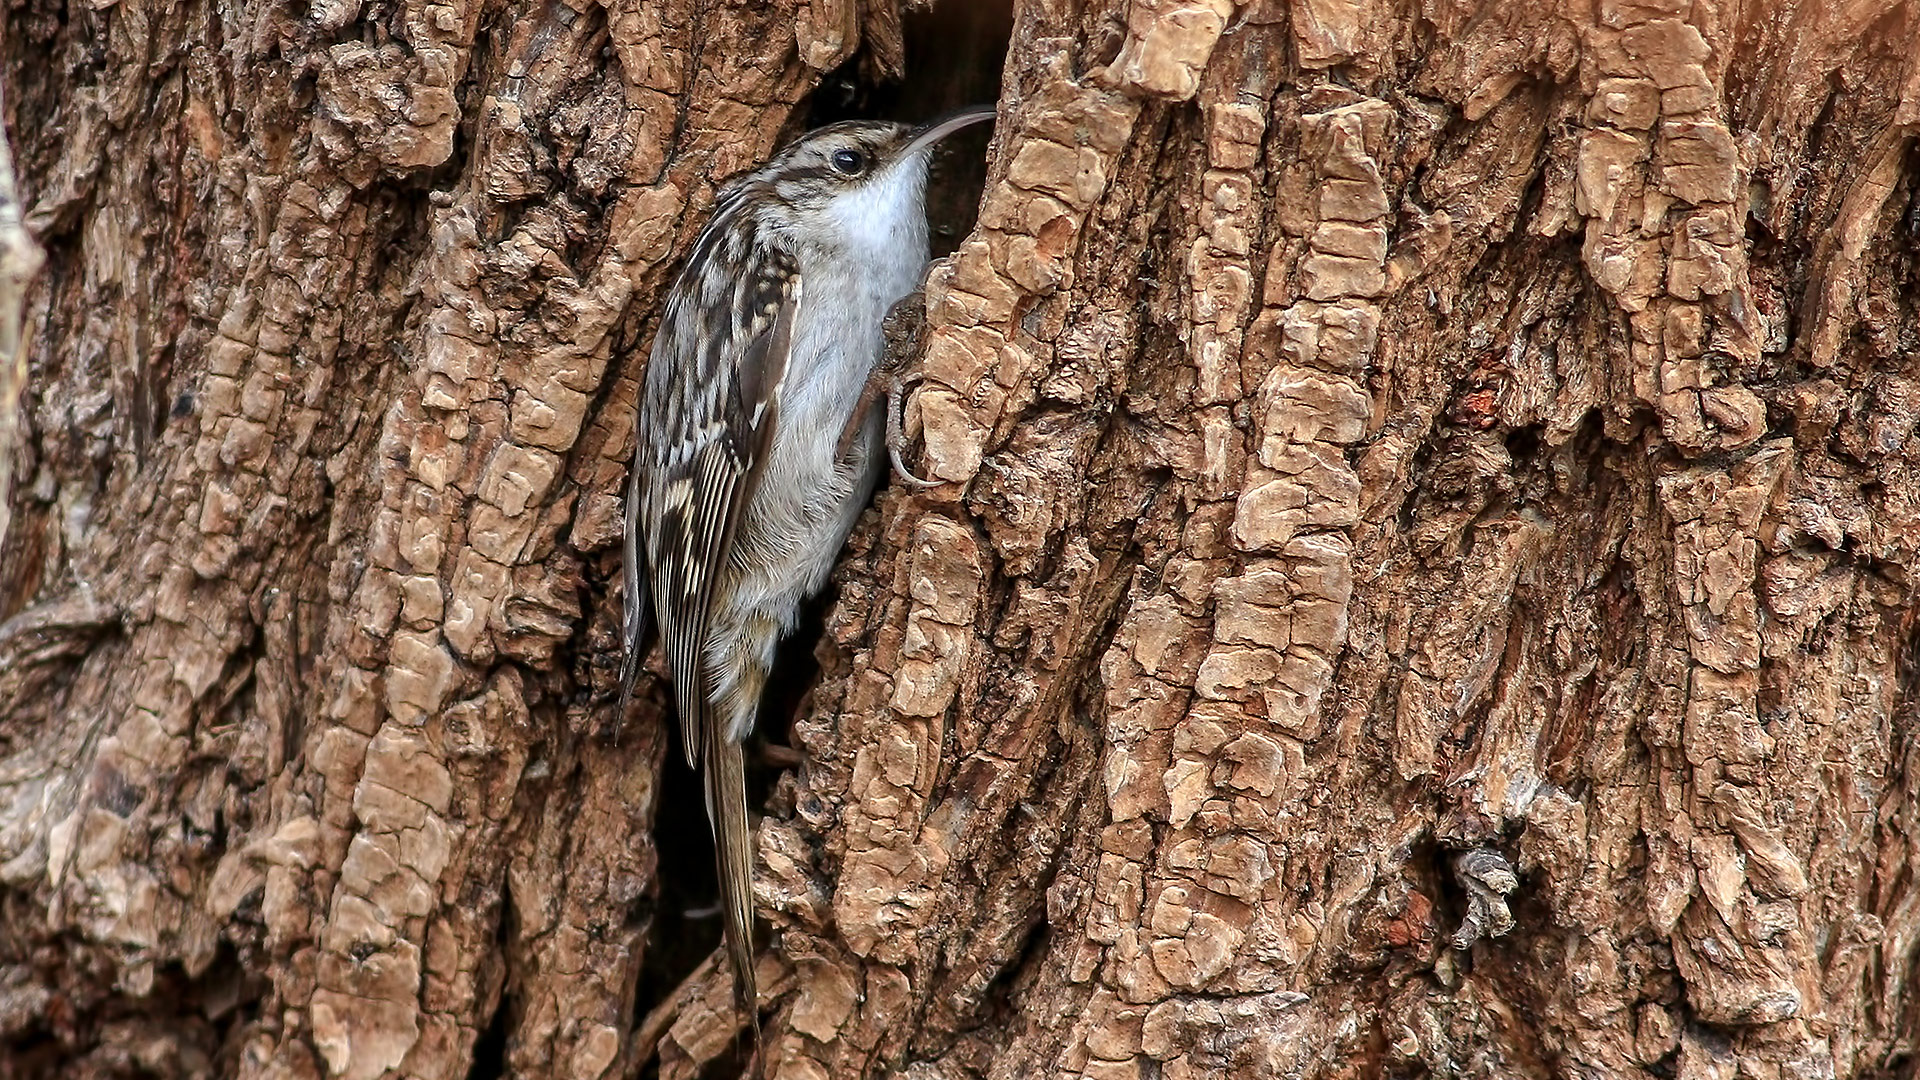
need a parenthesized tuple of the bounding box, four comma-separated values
(620, 107, 995, 1023)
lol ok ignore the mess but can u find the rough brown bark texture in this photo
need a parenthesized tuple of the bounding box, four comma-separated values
(4, 0, 1920, 1078)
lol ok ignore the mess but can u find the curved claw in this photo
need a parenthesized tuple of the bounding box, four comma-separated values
(888, 373, 942, 488)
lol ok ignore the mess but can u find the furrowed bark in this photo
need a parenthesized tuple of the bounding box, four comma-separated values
(0, 81, 39, 576)
(4, 2, 1920, 1080)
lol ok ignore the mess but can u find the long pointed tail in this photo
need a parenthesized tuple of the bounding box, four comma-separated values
(706, 739, 759, 1031)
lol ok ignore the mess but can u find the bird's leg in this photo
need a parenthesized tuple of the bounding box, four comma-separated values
(836, 289, 941, 487)
(834, 368, 889, 463)
(755, 741, 802, 770)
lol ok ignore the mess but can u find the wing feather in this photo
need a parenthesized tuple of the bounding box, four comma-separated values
(624, 213, 799, 769)
(616, 449, 653, 723)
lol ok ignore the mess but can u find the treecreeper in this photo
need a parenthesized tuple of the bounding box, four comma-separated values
(620, 107, 996, 1027)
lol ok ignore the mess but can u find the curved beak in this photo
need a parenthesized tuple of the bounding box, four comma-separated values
(900, 105, 998, 160)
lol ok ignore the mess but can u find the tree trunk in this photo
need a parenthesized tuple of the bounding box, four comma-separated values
(5, 0, 1919, 1078)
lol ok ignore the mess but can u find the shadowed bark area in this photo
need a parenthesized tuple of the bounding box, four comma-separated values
(4, 1, 1920, 1079)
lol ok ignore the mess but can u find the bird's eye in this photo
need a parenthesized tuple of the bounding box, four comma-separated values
(830, 147, 868, 176)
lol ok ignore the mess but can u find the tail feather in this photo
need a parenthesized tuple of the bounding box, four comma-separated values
(706, 739, 759, 1031)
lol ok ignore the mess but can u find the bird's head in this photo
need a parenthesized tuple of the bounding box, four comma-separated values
(739, 108, 995, 247)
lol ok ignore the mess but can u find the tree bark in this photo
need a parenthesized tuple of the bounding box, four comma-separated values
(5, 1, 1920, 1079)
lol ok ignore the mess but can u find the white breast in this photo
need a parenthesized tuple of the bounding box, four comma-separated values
(716, 150, 935, 633)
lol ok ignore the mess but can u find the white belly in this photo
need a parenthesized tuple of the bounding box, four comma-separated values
(713, 223, 925, 642)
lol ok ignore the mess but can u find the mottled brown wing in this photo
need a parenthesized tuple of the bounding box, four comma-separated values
(617, 449, 653, 723)
(625, 210, 798, 767)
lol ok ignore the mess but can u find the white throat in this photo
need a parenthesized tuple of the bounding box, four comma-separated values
(821, 152, 931, 269)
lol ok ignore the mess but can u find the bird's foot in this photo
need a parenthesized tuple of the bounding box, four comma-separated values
(836, 288, 945, 487)
(886, 371, 941, 488)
